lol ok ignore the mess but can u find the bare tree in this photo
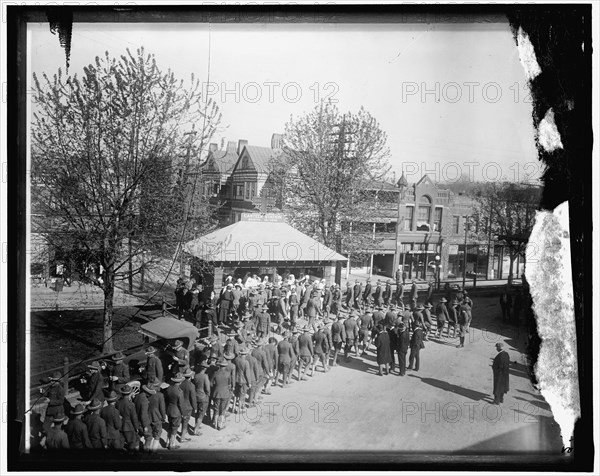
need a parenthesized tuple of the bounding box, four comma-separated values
(472, 182, 541, 284)
(31, 48, 221, 353)
(271, 102, 391, 261)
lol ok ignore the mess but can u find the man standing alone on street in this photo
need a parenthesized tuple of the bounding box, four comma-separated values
(492, 342, 510, 404)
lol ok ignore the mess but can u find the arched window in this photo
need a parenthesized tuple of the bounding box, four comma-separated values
(417, 195, 432, 223)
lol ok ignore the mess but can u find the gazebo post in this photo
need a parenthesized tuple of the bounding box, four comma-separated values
(214, 266, 224, 295)
(323, 263, 332, 285)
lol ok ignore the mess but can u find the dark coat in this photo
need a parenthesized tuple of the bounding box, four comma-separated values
(277, 340, 294, 364)
(233, 356, 252, 386)
(65, 418, 92, 449)
(306, 297, 321, 318)
(409, 283, 418, 300)
(86, 371, 105, 403)
(100, 404, 122, 441)
(117, 396, 140, 433)
(398, 329, 410, 353)
(410, 328, 424, 349)
(180, 379, 197, 414)
(362, 283, 372, 301)
(374, 330, 393, 365)
(145, 354, 163, 383)
(331, 320, 346, 343)
(84, 412, 107, 448)
(492, 350, 510, 396)
(345, 286, 354, 305)
(343, 318, 359, 340)
(45, 426, 70, 450)
(148, 390, 166, 423)
(133, 392, 151, 430)
(257, 312, 271, 333)
(298, 333, 314, 357)
(313, 330, 329, 355)
(436, 303, 449, 322)
(165, 384, 184, 419)
(210, 368, 232, 400)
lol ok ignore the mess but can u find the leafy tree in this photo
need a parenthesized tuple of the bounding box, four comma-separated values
(472, 182, 541, 283)
(271, 102, 391, 265)
(31, 48, 221, 353)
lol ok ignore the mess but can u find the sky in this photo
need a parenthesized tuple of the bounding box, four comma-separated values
(28, 20, 542, 184)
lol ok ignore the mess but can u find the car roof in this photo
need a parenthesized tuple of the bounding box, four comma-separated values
(139, 317, 199, 349)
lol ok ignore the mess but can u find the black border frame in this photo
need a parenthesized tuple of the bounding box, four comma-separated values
(6, 3, 593, 471)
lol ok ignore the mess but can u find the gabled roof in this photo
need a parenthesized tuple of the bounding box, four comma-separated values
(205, 149, 238, 176)
(183, 216, 347, 263)
(238, 145, 282, 175)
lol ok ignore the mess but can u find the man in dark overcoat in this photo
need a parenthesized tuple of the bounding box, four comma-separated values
(492, 342, 510, 404)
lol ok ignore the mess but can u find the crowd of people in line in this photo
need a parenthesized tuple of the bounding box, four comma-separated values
(32, 272, 527, 453)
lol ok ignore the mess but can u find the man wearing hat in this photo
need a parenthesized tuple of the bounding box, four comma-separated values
(256, 304, 271, 339)
(297, 327, 314, 381)
(84, 361, 105, 404)
(412, 304, 425, 335)
(343, 312, 359, 361)
(422, 303, 434, 341)
(65, 403, 92, 449)
(397, 321, 411, 376)
(232, 283, 243, 320)
(409, 279, 418, 309)
(84, 398, 107, 449)
(457, 302, 469, 348)
(231, 348, 251, 413)
(331, 284, 342, 315)
(344, 281, 354, 309)
(322, 284, 332, 319)
(251, 339, 270, 396)
(447, 298, 459, 339)
(407, 322, 425, 372)
(210, 359, 233, 430)
(180, 368, 197, 442)
(311, 323, 330, 375)
(275, 332, 294, 387)
(144, 346, 163, 384)
(492, 342, 510, 404)
(384, 305, 398, 329)
(330, 314, 346, 367)
(425, 280, 434, 306)
(165, 372, 185, 449)
(44, 413, 70, 450)
(100, 390, 123, 449)
(374, 324, 392, 376)
(217, 283, 233, 325)
(264, 337, 279, 392)
(134, 382, 155, 451)
(382, 279, 391, 306)
(353, 280, 363, 311)
(357, 311, 373, 356)
(435, 298, 450, 339)
(171, 339, 190, 374)
(374, 280, 384, 308)
(193, 362, 211, 435)
(306, 291, 322, 333)
(372, 306, 385, 338)
(276, 289, 289, 334)
(117, 384, 140, 451)
(109, 351, 130, 393)
(288, 288, 299, 328)
(362, 278, 372, 308)
(147, 378, 166, 452)
(394, 279, 404, 306)
(41, 371, 66, 433)
(245, 344, 260, 407)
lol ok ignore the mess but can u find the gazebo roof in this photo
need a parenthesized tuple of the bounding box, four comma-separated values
(183, 214, 347, 264)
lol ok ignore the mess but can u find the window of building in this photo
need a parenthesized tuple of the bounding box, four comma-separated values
(404, 206, 414, 230)
(235, 184, 244, 198)
(453, 215, 460, 234)
(433, 207, 443, 231)
(375, 222, 387, 233)
(386, 222, 397, 234)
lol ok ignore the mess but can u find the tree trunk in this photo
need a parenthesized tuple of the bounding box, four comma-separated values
(102, 262, 115, 354)
(507, 251, 516, 285)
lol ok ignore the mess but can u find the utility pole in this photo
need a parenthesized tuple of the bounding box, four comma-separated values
(180, 129, 198, 278)
(462, 215, 470, 290)
(330, 114, 355, 286)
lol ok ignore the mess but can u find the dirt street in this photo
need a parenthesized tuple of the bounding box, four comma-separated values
(169, 296, 563, 453)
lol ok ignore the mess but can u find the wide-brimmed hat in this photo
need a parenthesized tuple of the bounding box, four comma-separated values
(87, 398, 102, 411)
(49, 371, 62, 382)
(52, 414, 66, 423)
(171, 372, 185, 383)
(142, 383, 156, 395)
(292, 329, 301, 334)
(397, 322, 406, 330)
(71, 403, 85, 415)
(218, 359, 229, 367)
(424, 303, 433, 308)
(238, 346, 249, 355)
(200, 361, 211, 368)
(174, 340, 184, 349)
(184, 368, 195, 378)
(144, 346, 157, 355)
(439, 297, 447, 303)
(87, 361, 101, 371)
(223, 351, 235, 360)
(120, 384, 133, 395)
(261, 304, 269, 310)
(415, 304, 424, 310)
(106, 390, 119, 402)
(111, 352, 125, 361)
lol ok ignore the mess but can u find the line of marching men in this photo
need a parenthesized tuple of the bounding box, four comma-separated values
(33, 278, 474, 452)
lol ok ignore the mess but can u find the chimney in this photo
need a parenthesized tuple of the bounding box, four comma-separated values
(237, 139, 248, 155)
(209, 143, 218, 153)
(226, 141, 237, 153)
(271, 133, 283, 150)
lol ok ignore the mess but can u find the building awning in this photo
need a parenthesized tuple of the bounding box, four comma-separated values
(183, 214, 347, 264)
